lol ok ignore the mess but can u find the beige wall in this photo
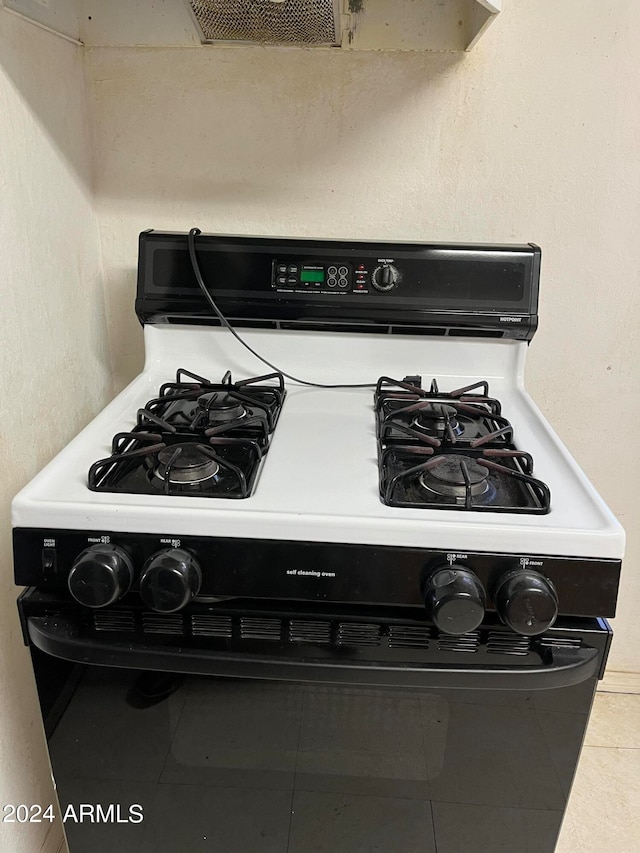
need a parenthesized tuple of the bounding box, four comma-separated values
(0, 13, 112, 853)
(86, 0, 640, 673)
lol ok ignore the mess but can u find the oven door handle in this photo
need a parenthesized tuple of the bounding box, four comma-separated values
(27, 616, 600, 692)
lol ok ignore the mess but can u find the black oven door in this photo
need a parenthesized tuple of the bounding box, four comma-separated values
(21, 591, 610, 853)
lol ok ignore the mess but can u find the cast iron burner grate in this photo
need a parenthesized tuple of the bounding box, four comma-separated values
(376, 375, 510, 446)
(87, 369, 285, 499)
(140, 367, 285, 446)
(375, 376, 551, 513)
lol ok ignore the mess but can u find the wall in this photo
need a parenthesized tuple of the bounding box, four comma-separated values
(85, 0, 640, 674)
(0, 12, 112, 853)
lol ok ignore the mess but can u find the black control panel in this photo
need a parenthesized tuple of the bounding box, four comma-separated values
(271, 258, 400, 294)
(136, 231, 541, 339)
(14, 528, 621, 621)
(273, 260, 354, 292)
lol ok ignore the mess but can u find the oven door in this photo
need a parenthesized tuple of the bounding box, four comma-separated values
(21, 591, 610, 853)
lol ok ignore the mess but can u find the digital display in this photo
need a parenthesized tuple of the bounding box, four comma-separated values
(300, 269, 325, 283)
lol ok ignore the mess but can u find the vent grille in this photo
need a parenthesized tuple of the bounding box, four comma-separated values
(388, 625, 431, 649)
(142, 613, 184, 635)
(92, 611, 136, 633)
(538, 636, 583, 649)
(191, 615, 233, 638)
(289, 620, 332, 644)
(337, 622, 381, 647)
(437, 632, 480, 653)
(487, 632, 531, 656)
(84, 607, 547, 661)
(240, 617, 282, 641)
(190, 0, 338, 46)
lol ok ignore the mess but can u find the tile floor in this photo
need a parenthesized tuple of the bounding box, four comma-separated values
(555, 690, 640, 853)
(53, 689, 639, 853)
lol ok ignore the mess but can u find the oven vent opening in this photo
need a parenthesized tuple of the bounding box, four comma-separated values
(289, 620, 332, 645)
(142, 613, 184, 635)
(388, 625, 431, 649)
(44, 609, 66, 620)
(337, 622, 381, 647)
(92, 610, 136, 633)
(190, 0, 339, 46)
(447, 328, 505, 338)
(240, 617, 283, 641)
(191, 615, 233, 638)
(437, 632, 480, 653)
(486, 632, 531, 656)
(537, 636, 583, 649)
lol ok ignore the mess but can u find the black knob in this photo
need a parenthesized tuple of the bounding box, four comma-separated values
(494, 571, 558, 636)
(68, 544, 134, 608)
(372, 264, 398, 292)
(423, 566, 486, 635)
(139, 548, 202, 613)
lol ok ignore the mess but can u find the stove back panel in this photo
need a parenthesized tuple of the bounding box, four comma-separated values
(136, 231, 540, 339)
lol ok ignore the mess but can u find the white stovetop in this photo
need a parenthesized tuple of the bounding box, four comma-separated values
(12, 326, 625, 560)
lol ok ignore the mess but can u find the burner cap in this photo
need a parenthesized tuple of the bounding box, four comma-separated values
(197, 392, 247, 424)
(155, 444, 219, 485)
(412, 403, 463, 438)
(419, 455, 489, 499)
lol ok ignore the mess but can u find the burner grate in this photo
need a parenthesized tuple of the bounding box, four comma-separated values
(375, 375, 551, 514)
(87, 368, 283, 500)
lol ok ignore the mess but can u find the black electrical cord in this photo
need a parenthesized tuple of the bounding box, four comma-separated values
(188, 228, 377, 389)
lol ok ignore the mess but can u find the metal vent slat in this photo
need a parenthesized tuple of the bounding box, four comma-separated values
(142, 613, 184, 635)
(191, 615, 233, 638)
(240, 617, 282, 641)
(437, 632, 480, 653)
(538, 636, 583, 649)
(92, 611, 136, 633)
(388, 625, 431, 649)
(487, 631, 531, 656)
(289, 620, 331, 644)
(191, 0, 338, 46)
(337, 622, 381, 647)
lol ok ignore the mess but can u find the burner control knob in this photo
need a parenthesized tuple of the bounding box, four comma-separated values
(371, 264, 399, 292)
(68, 544, 134, 608)
(423, 566, 486, 635)
(139, 548, 202, 613)
(494, 571, 558, 636)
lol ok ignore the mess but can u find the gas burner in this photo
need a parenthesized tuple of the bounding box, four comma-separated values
(375, 375, 509, 448)
(154, 444, 220, 486)
(138, 368, 286, 448)
(197, 392, 247, 424)
(412, 403, 464, 439)
(86, 368, 278, 499)
(376, 375, 551, 514)
(419, 454, 490, 500)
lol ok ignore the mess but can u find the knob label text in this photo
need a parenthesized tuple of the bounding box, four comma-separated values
(286, 569, 336, 578)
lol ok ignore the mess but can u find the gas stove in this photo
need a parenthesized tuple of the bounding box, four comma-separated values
(13, 232, 623, 638)
(13, 232, 627, 853)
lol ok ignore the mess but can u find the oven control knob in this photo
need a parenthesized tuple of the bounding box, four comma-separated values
(139, 548, 202, 613)
(68, 544, 134, 608)
(494, 571, 558, 636)
(423, 566, 486, 635)
(371, 264, 399, 292)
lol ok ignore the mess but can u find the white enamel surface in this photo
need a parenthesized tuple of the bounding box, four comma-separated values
(12, 326, 624, 560)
